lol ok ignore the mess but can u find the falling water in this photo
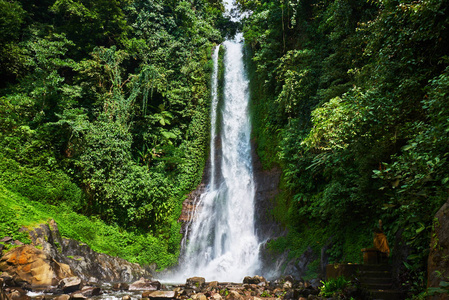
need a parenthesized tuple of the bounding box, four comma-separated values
(174, 1, 260, 283)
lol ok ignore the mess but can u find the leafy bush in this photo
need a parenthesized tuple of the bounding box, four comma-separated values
(319, 276, 352, 298)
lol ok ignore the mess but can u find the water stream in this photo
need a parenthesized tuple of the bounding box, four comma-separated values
(172, 1, 260, 283)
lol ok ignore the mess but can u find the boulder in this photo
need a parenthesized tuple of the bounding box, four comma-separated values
(0, 245, 73, 288)
(211, 293, 223, 300)
(225, 291, 243, 300)
(192, 293, 207, 300)
(59, 276, 82, 294)
(122, 296, 131, 300)
(145, 291, 177, 299)
(113, 282, 129, 291)
(283, 275, 295, 284)
(79, 286, 102, 296)
(54, 295, 70, 300)
(129, 278, 161, 291)
(2, 288, 30, 300)
(283, 281, 292, 289)
(428, 198, 449, 300)
(284, 289, 299, 300)
(1, 273, 15, 287)
(70, 293, 87, 300)
(243, 276, 266, 285)
(207, 281, 219, 290)
(186, 277, 206, 289)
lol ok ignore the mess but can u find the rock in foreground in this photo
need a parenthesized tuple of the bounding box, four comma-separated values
(0, 245, 73, 288)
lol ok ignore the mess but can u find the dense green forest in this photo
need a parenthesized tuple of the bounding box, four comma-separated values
(239, 0, 449, 294)
(1, 0, 449, 296)
(0, 0, 229, 268)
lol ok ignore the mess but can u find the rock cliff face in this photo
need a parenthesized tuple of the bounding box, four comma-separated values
(0, 245, 73, 288)
(428, 198, 449, 300)
(0, 219, 152, 289)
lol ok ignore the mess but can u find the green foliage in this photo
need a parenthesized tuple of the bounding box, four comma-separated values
(319, 276, 352, 298)
(0, 0, 223, 270)
(428, 280, 449, 297)
(0, 0, 26, 80)
(245, 0, 449, 295)
(260, 290, 272, 297)
(0, 154, 86, 209)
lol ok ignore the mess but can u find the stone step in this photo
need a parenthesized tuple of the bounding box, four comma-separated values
(362, 282, 392, 290)
(359, 264, 391, 272)
(370, 289, 405, 300)
(360, 277, 392, 285)
(359, 277, 393, 284)
(359, 271, 392, 281)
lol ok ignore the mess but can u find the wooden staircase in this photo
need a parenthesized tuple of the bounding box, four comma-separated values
(358, 264, 405, 300)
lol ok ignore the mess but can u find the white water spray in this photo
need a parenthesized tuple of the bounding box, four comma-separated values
(173, 1, 260, 283)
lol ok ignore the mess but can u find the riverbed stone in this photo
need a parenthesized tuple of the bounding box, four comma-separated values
(186, 277, 206, 289)
(211, 293, 223, 300)
(283, 281, 292, 289)
(192, 293, 207, 300)
(2, 288, 30, 300)
(207, 281, 219, 290)
(113, 282, 129, 291)
(70, 293, 87, 300)
(59, 276, 82, 294)
(129, 278, 161, 291)
(225, 290, 243, 300)
(54, 295, 70, 300)
(145, 291, 177, 299)
(80, 286, 102, 296)
(243, 276, 266, 285)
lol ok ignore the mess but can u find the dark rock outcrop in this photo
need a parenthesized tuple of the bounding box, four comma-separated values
(428, 198, 449, 300)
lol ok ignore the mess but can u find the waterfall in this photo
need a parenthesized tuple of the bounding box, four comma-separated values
(174, 1, 260, 283)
